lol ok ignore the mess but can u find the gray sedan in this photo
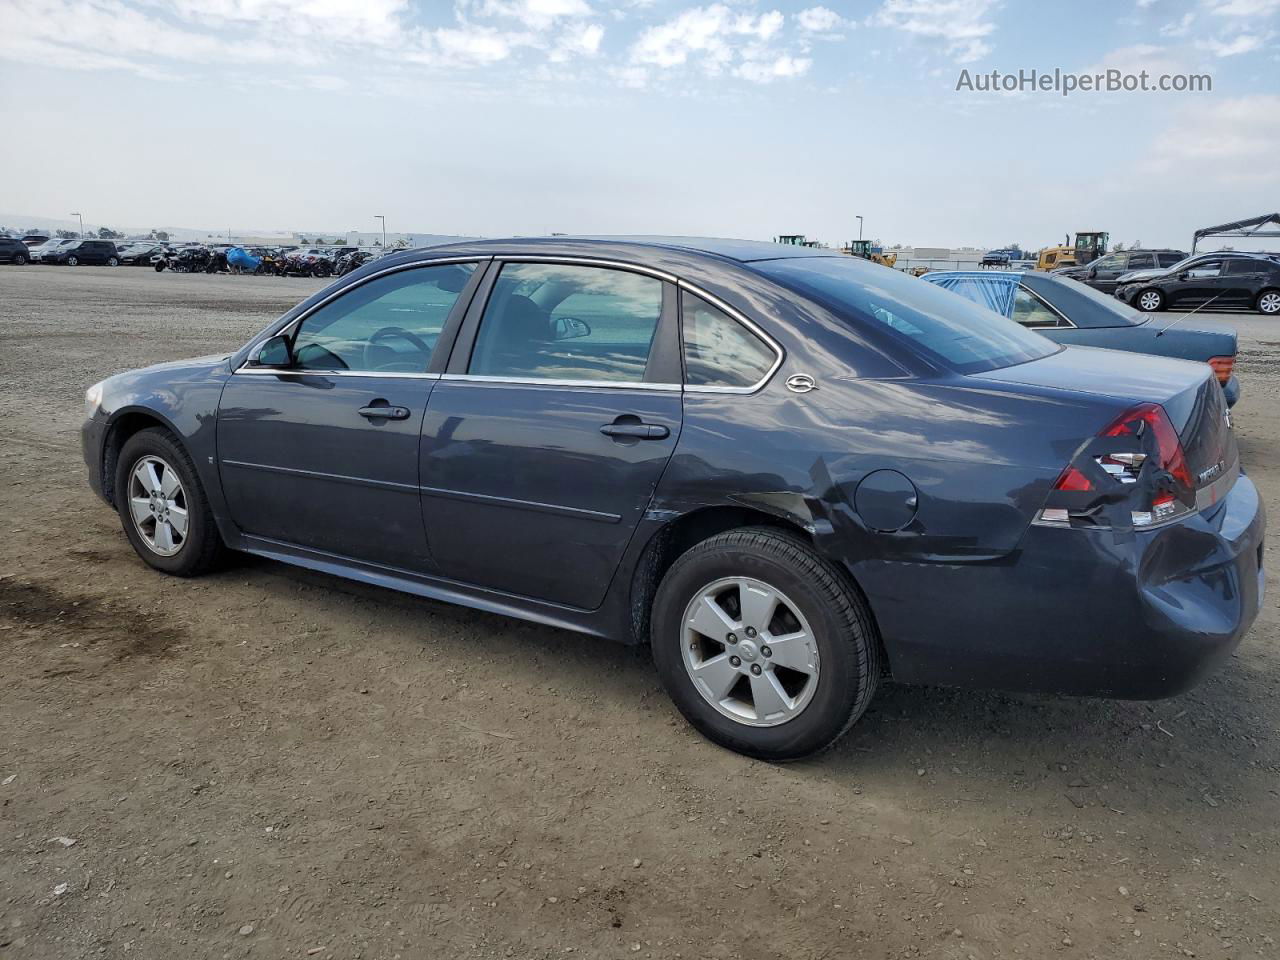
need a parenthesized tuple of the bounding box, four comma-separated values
(922, 270, 1240, 406)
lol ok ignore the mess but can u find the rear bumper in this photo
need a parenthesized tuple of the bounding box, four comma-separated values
(860, 473, 1265, 699)
(1223, 375, 1240, 407)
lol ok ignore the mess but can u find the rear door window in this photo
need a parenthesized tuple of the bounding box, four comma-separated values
(1126, 253, 1155, 270)
(469, 263, 665, 383)
(1157, 253, 1184, 268)
(1225, 258, 1262, 275)
(1011, 288, 1067, 328)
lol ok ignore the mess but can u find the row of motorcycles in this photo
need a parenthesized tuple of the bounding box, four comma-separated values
(153, 246, 377, 278)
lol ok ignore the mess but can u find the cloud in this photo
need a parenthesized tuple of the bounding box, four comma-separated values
(796, 6, 850, 33)
(1152, 94, 1280, 182)
(629, 4, 809, 82)
(1090, 43, 1188, 75)
(468, 0, 594, 30)
(1201, 0, 1280, 16)
(872, 0, 999, 63)
(550, 21, 605, 61)
(1197, 31, 1270, 55)
(1159, 12, 1195, 36)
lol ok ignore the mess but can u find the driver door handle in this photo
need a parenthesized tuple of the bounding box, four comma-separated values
(359, 404, 410, 421)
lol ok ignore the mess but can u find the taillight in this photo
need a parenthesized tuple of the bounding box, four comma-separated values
(1038, 402, 1194, 529)
(1207, 355, 1234, 385)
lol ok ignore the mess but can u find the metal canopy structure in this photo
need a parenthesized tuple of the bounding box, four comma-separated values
(1192, 212, 1280, 252)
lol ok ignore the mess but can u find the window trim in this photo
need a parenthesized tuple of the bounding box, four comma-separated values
(1014, 284, 1076, 329)
(678, 286, 785, 393)
(443, 256, 785, 395)
(234, 256, 484, 378)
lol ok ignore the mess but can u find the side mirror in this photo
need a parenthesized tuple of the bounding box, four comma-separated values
(1177, 271, 1190, 281)
(253, 333, 293, 367)
(552, 316, 591, 341)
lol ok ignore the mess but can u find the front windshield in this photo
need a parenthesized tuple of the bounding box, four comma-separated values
(757, 257, 1060, 374)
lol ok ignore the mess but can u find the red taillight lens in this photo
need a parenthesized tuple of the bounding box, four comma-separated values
(1208, 355, 1234, 385)
(1052, 466, 1093, 492)
(1102, 402, 1193, 490)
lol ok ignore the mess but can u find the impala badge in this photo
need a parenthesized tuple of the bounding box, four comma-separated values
(786, 374, 817, 394)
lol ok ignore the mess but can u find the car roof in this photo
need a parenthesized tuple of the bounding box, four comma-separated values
(422, 235, 847, 264)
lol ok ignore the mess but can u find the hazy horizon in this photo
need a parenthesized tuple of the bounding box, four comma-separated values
(2, 0, 1278, 251)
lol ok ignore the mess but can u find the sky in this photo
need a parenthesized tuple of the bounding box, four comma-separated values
(0, 0, 1278, 249)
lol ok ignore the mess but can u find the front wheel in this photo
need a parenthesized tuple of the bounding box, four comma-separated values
(115, 427, 225, 576)
(14, 254, 27, 265)
(66, 256, 79, 266)
(1257, 289, 1280, 315)
(651, 527, 880, 762)
(1137, 288, 1165, 312)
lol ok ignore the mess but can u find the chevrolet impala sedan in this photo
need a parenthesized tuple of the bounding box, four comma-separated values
(82, 238, 1266, 760)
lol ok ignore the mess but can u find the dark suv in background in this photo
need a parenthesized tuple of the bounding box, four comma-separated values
(41, 239, 120, 266)
(1055, 249, 1185, 293)
(1116, 253, 1280, 314)
(0, 237, 32, 264)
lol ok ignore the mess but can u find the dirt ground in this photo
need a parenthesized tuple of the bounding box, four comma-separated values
(1, 265, 1278, 960)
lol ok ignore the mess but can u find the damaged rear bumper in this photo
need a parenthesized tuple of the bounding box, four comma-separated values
(855, 472, 1265, 699)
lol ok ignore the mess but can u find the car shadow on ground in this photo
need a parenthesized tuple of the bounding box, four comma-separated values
(232, 553, 1277, 811)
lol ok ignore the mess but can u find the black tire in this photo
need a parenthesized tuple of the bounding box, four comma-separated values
(1136, 288, 1165, 312)
(1256, 288, 1280, 316)
(14, 254, 27, 265)
(107, 256, 119, 267)
(66, 256, 79, 266)
(154, 261, 166, 272)
(114, 427, 225, 577)
(650, 526, 880, 762)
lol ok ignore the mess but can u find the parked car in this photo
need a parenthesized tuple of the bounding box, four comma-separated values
(116, 242, 165, 265)
(981, 248, 1021, 267)
(81, 237, 1264, 760)
(41, 239, 120, 266)
(21, 233, 50, 247)
(922, 270, 1242, 406)
(0, 237, 32, 264)
(30, 239, 76, 262)
(1053, 249, 1186, 293)
(1114, 252, 1280, 315)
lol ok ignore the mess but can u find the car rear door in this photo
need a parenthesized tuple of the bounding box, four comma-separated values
(1222, 258, 1265, 308)
(419, 259, 683, 610)
(1088, 253, 1128, 292)
(216, 259, 484, 572)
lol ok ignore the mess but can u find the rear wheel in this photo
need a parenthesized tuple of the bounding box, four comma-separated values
(14, 254, 27, 265)
(107, 256, 119, 267)
(651, 527, 880, 762)
(1137, 288, 1164, 312)
(115, 428, 224, 576)
(1257, 289, 1280, 315)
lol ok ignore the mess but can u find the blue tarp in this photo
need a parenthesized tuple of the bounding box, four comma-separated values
(226, 247, 260, 269)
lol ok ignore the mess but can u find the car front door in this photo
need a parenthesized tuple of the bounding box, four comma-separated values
(216, 260, 484, 572)
(1114, 252, 1155, 293)
(1086, 253, 1127, 292)
(419, 259, 683, 609)
(1170, 259, 1227, 309)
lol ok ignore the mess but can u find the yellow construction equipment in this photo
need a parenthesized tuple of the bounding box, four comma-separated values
(1036, 231, 1109, 271)
(845, 239, 898, 268)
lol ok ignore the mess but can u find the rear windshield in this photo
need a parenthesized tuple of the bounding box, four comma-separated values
(756, 257, 1059, 374)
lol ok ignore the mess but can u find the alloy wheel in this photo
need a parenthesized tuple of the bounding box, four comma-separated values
(681, 576, 820, 727)
(1260, 292, 1280, 315)
(127, 455, 189, 557)
(1138, 291, 1161, 311)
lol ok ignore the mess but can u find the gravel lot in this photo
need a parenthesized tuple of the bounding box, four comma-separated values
(1, 265, 1278, 960)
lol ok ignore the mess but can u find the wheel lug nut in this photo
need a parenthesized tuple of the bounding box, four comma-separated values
(745, 626, 757, 638)
(729, 655, 741, 667)
(761, 646, 772, 658)
(750, 664, 762, 675)
(726, 633, 737, 644)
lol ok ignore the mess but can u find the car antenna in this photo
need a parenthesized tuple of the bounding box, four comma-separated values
(1154, 293, 1225, 337)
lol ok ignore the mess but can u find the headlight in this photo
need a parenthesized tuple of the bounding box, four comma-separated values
(85, 381, 105, 419)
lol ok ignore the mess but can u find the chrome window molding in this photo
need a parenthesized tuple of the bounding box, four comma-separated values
(440, 373, 681, 392)
(234, 368, 442, 380)
(494, 255, 678, 285)
(1017, 284, 1076, 330)
(235, 256, 484, 376)
(677, 279, 785, 395)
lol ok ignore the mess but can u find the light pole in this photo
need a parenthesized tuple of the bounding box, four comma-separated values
(375, 215, 386, 249)
(71, 212, 84, 237)
(856, 215, 863, 242)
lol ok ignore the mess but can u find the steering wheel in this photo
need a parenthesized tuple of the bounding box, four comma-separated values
(362, 326, 433, 371)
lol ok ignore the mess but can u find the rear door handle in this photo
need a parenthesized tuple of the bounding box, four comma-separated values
(600, 422, 669, 440)
(359, 404, 410, 421)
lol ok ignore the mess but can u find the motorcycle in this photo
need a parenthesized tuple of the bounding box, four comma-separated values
(336, 250, 374, 276)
